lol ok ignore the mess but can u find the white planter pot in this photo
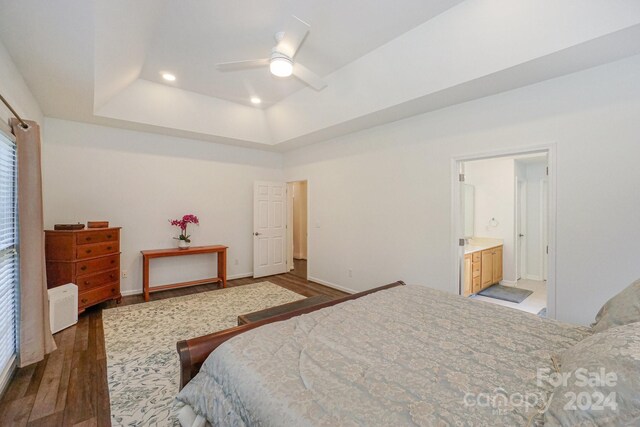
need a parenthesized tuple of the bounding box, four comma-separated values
(178, 240, 190, 249)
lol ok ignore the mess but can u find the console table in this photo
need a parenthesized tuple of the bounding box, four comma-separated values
(141, 245, 227, 301)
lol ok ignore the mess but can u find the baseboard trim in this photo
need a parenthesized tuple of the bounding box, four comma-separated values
(501, 280, 518, 287)
(228, 272, 254, 280)
(307, 276, 356, 294)
(120, 272, 255, 297)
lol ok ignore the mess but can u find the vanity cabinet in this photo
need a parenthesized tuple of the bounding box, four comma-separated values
(472, 252, 481, 293)
(464, 255, 472, 296)
(480, 246, 503, 289)
(465, 244, 503, 295)
(463, 251, 483, 296)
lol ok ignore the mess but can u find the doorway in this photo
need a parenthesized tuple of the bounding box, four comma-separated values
(453, 148, 554, 317)
(287, 181, 308, 280)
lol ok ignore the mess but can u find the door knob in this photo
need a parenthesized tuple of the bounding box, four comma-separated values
(519, 234, 525, 237)
(254, 232, 261, 236)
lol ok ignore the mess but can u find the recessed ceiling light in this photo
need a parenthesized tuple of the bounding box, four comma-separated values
(162, 73, 176, 82)
(250, 97, 262, 105)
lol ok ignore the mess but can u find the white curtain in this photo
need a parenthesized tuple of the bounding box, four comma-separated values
(10, 118, 56, 367)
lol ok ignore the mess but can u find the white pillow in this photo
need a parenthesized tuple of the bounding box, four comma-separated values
(591, 278, 640, 333)
(544, 322, 640, 426)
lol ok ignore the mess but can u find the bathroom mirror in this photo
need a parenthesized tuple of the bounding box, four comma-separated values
(464, 184, 475, 238)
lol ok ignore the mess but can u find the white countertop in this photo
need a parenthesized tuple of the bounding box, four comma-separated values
(464, 238, 503, 254)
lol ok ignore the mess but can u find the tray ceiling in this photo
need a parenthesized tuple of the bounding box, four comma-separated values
(1, 0, 640, 151)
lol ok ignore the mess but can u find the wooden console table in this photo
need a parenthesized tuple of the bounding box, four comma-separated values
(141, 245, 227, 302)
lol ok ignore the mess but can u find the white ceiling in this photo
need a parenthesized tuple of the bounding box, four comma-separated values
(140, 0, 463, 107)
(2, 0, 640, 151)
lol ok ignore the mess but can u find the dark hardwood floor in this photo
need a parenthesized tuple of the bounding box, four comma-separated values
(290, 258, 307, 279)
(0, 273, 347, 427)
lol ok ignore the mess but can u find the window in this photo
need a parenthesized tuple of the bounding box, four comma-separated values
(0, 129, 17, 387)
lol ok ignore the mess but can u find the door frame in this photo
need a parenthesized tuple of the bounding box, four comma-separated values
(286, 179, 310, 280)
(450, 143, 557, 318)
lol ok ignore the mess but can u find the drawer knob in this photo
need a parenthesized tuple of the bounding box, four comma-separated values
(86, 249, 92, 254)
(111, 288, 116, 294)
(110, 274, 115, 279)
(107, 234, 112, 238)
(86, 237, 92, 241)
(81, 298, 88, 304)
(110, 260, 115, 264)
(80, 266, 87, 271)
(84, 281, 90, 285)
(107, 246, 112, 250)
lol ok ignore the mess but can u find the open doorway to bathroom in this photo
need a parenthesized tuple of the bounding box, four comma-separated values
(456, 151, 550, 317)
(287, 181, 308, 279)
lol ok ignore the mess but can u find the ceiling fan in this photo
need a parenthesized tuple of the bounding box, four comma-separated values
(216, 15, 328, 91)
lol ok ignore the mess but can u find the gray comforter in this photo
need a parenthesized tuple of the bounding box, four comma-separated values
(176, 285, 590, 426)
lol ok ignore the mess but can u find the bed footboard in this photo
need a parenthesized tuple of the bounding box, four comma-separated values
(177, 280, 405, 389)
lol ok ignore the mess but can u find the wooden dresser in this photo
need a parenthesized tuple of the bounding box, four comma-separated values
(45, 227, 122, 313)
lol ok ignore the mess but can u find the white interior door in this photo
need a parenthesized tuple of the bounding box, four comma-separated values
(516, 179, 527, 280)
(253, 181, 287, 278)
(542, 178, 549, 281)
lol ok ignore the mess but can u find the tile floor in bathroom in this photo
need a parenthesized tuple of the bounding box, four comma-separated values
(471, 279, 547, 315)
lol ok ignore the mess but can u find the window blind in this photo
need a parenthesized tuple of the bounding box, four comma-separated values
(0, 131, 17, 382)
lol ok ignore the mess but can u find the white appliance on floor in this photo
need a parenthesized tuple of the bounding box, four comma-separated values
(48, 283, 78, 333)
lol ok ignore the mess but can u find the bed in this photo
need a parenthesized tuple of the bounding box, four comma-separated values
(175, 282, 592, 426)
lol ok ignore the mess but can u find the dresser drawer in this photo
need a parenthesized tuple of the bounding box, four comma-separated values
(76, 241, 119, 259)
(76, 254, 119, 276)
(76, 268, 119, 292)
(76, 229, 118, 245)
(79, 283, 120, 308)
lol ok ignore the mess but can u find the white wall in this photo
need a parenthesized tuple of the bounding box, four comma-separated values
(42, 118, 283, 295)
(0, 40, 43, 128)
(465, 158, 515, 283)
(284, 54, 640, 326)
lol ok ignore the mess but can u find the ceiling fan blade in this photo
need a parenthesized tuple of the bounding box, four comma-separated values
(216, 58, 270, 71)
(276, 15, 310, 58)
(292, 63, 327, 91)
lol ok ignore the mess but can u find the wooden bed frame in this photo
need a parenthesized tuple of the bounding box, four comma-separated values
(176, 280, 406, 389)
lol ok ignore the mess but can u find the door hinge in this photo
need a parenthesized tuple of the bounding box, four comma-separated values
(459, 173, 465, 182)
(546, 245, 549, 254)
(546, 166, 549, 176)
(459, 238, 465, 247)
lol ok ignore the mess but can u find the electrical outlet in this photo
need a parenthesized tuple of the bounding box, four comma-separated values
(234, 259, 239, 266)
(121, 270, 128, 279)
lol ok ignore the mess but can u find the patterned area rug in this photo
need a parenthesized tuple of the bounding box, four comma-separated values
(102, 282, 304, 426)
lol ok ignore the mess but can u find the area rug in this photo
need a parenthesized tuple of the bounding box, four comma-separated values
(478, 284, 533, 303)
(102, 282, 305, 427)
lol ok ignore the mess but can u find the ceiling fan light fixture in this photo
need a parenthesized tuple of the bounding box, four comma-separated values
(270, 55, 293, 77)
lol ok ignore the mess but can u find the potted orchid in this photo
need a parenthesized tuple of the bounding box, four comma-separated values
(169, 214, 199, 249)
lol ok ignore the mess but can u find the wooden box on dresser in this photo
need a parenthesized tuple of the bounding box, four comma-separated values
(45, 227, 122, 313)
